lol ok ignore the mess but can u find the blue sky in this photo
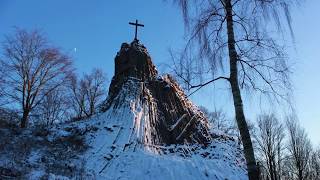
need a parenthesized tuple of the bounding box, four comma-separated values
(0, 0, 319, 145)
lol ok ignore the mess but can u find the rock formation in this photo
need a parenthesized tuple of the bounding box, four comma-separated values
(102, 40, 211, 146)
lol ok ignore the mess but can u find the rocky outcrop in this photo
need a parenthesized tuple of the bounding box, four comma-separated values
(102, 40, 211, 145)
(114, 40, 157, 81)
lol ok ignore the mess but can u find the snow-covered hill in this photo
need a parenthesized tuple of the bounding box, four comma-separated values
(82, 78, 248, 180)
(0, 40, 248, 180)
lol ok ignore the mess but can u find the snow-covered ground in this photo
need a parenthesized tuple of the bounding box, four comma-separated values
(82, 79, 248, 180)
(0, 79, 248, 180)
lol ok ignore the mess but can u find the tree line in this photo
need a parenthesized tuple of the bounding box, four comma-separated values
(0, 29, 108, 128)
(200, 107, 320, 180)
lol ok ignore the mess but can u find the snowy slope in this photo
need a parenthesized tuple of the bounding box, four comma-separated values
(80, 79, 248, 180)
(0, 78, 248, 180)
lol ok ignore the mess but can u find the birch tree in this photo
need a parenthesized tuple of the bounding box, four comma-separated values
(171, 1, 299, 179)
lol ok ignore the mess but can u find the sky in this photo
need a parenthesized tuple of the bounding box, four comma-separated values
(0, 0, 319, 145)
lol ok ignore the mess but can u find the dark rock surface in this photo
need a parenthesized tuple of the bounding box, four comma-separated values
(102, 40, 211, 145)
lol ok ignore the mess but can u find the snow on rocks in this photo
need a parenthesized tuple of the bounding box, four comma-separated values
(85, 40, 248, 179)
(81, 79, 248, 180)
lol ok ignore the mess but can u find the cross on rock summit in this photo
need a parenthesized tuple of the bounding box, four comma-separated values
(129, 19, 144, 41)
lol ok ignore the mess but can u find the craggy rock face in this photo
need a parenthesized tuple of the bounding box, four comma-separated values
(105, 40, 157, 106)
(102, 40, 211, 145)
(114, 40, 157, 81)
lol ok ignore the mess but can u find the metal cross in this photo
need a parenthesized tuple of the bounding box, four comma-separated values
(129, 19, 144, 40)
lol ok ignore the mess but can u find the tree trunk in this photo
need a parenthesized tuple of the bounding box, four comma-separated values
(298, 169, 303, 180)
(268, 158, 275, 180)
(90, 100, 95, 116)
(271, 159, 277, 180)
(21, 109, 30, 128)
(277, 144, 281, 180)
(225, 0, 259, 179)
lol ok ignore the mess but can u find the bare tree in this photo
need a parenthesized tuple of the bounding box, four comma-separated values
(309, 147, 320, 180)
(254, 114, 285, 180)
(83, 69, 106, 116)
(286, 117, 312, 180)
(70, 75, 87, 119)
(0, 29, 73, 128)
(70, 68, 106, 119)
(199, 106, 230, 132)
(0, 69, 4, 106)
(0, 63, 7, 107)
(35, 86, 73, 127)
(170, 1, 300, 179)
